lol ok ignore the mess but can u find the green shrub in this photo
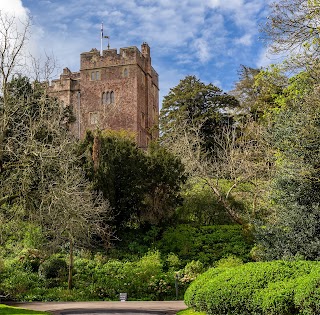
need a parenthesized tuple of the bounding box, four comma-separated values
(185, 260, 320, 315)
(254, 279, 297, 315)
(184, 267, 227, 308)
(294, 271, 320, 315)
(39, 256, 68, 288)
(18, 248, 43, 272)
(215, 255, 243, 268)
(158, 224, 252, 266)
(73, 250, 174, 301)
(179, 260, 205, 285)
(2, 268, 41, 299)
(166, 253, 181, 271)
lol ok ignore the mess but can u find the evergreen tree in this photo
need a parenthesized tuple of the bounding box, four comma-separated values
(79, 131, 186, 229)
(160, 75, 239, 150)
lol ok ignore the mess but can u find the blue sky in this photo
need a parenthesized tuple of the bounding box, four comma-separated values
(2, 0, 276, 104)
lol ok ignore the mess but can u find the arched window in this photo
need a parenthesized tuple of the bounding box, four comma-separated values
(123, 68, 128, 77)
(110, 91, 114, 104)
(106, 92, 110, 104)
(91, 71, 100, 81)
(102, 91, 114, 105)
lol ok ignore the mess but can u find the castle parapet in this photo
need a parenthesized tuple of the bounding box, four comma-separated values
(80, 43, 152, 75)
(48, 68, 80, 92)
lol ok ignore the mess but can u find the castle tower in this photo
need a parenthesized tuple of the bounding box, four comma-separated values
(48, 43, 159, 148)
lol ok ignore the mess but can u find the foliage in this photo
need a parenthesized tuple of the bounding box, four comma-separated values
(231, 65, 261, 119)
(214, 255, 243, 268)
(39, 256, 68, 288)
(79, 131, 186, 228)
(185, 260, 320, 315)
(263, 0, 320, 63)
(255, 70, 320, 260)
(177, 308, 205, 315)
(143, 142, 187, 224)
(157, 224, 252, 266)
(178, 260, 205, 288)
(160, 75, 239, 150)
(1, 258, 43, 299)
(175, 179, 233, 225)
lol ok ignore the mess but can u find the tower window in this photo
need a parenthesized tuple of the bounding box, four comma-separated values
(110, 91, 114, 104)
(91, 71, 100, 81)
(123, 68, 128, 77)
(102, 91, 114, 105)
(89, 112, 98, 125)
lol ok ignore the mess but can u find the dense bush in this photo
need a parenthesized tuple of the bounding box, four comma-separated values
(0, 221, 251, 302)
(185, 260, 320, 315)
(39, 256, 68, 288)
(1, 250, 192, 301)
(2, 258, 43, 299)
(73, 251, 175, 300)
(158, 224, 252, 265)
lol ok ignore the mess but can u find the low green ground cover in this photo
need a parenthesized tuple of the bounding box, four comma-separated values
(185, 260, 320, 315)
(0, 223, 251, 302)
(0, 304, 49, 315)
(177, 308, 206, 315)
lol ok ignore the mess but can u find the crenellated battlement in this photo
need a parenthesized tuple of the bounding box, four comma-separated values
(80, 44, 154, 74)
(49, 67, 80, 92)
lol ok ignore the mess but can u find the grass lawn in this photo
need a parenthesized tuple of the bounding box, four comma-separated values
(0, 304, 50, 315)
(177, 308, 206, 315)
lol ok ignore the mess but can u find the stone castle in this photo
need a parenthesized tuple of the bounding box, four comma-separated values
(48, 42, 159, 148)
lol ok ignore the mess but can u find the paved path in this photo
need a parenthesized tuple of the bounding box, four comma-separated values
(9, 301, 187, 315)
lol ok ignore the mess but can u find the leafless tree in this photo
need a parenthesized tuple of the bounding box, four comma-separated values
(34, 149, 113, 289)
(263, 0, 320, 70)
(0, 11, 30, 99)
(0, 11, 114, 289)
(162, 119, 273, 224)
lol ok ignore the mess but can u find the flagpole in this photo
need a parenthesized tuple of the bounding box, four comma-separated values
(100, 22, 103, 56)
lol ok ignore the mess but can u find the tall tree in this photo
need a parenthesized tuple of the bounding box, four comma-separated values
(231, 65, 288, 121)
(162, 117, 273, 225)
(0, 11, 30, 183)
(0, 75, 114, 289)
(143, 142, 187, 224)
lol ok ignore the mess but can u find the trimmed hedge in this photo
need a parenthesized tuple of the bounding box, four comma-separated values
(185, 260, 320, 315)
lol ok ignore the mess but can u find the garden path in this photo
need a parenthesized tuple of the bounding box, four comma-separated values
(8, 301, 187, 315)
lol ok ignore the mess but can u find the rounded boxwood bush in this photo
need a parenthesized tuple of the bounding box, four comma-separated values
(185, 260, 320, 315)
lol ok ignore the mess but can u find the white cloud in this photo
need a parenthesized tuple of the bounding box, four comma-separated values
(17, 0, 268, 70)
(0, 0, 28, 17)
(193, 38, 211, 63)
(235, 34, 253, 46)
(1, 0, 272, 100)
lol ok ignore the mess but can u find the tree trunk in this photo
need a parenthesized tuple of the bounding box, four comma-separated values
(68, 238, 74, 290)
